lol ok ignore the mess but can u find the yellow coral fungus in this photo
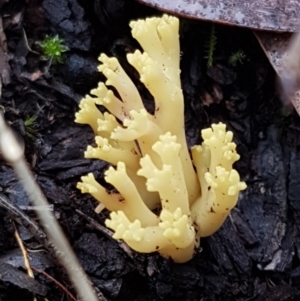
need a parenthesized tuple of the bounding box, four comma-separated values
(75, 14, 246, 263)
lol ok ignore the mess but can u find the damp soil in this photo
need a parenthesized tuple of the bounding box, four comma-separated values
(1, 0, 300, 300)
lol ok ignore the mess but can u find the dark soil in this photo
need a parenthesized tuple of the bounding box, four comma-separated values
(1, 0, 300, 300)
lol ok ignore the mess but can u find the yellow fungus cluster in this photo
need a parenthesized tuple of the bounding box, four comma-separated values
(75, 14, 246, 263)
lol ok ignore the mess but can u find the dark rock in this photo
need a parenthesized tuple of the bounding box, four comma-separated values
(75, 233, 132, 278)
(0, 248, 54, 270)
(91, 277, 122, 299)
(207, 218, 252, 276)
(42, 0, 92, 51)
(62, 53, 101, 92)
(0, 262, 48, 296)
(239, 126, 292, 271)
(256, 284, 298, 301)
(231, 209, 259, 247)
(94, 0, 151, 35)
(207, 64, 237, 85)
(37, 176, 71, 205)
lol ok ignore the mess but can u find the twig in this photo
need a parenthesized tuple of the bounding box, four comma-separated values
(31, 267, 77, 301)
(0, 193, 50, 248)
(21, 27, 41, 56)
(13, 223, 38, 301)
(14, 223, 36, 278)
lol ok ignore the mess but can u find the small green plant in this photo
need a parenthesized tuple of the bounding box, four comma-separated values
(228, 50, 246, 66)
(23, 115, 38, 140)
(40, 35, 69, 64)
(204, 24, 217, 68)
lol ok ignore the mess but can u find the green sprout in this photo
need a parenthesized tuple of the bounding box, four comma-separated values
(23, 115, 38, 140)
(228, 50, 246, 66)
(40, 35, 69, 64)
(204, 24, 217, 68)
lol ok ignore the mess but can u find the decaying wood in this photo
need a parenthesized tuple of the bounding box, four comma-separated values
(0, 13, 11, 86)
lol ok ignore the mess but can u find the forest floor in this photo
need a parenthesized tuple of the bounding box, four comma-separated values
(1, 0, 300, 300)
